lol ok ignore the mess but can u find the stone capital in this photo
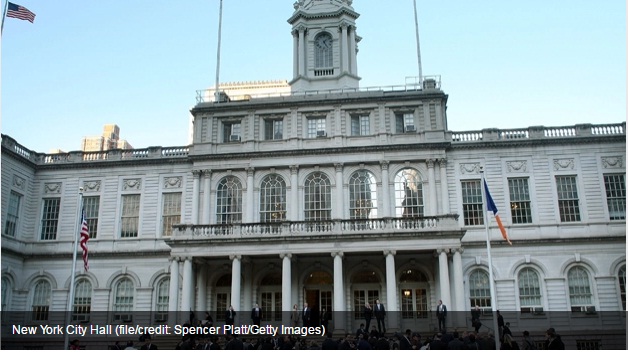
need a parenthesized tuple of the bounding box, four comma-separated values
(229, 254, 242, 261)
(426, 159, 436, 168)
(202, 169, 212, 177)
(246, 167, 255, 177)
(383, 250, 396, 256)
(331, 251, 344, 258)
(290, 165, 299, 175)
(192, 170, 202, 178)
(436, 248, 449, 255)
(334, 163, 343, 173)
(438, 159, 447, 168)
(280, 252, 293, 260)
(380, 160, 389, 170)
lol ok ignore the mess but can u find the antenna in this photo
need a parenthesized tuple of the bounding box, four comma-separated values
(214, 0, 224, 103)
(413, 0, 423, 88)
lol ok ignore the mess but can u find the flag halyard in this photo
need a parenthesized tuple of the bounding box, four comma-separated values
(483, 179, 512, 245)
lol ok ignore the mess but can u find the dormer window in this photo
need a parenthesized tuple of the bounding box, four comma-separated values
(396, 113, 416, 133)
(223, 121, 241, 143)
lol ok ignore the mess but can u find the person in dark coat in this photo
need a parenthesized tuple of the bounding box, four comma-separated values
(544, 328, 565, 350)
(429, 333, 448, 350)
(364, 302, 373, 333)
(251, 303, 262, 326)
(225, 305, 236, 326)
(225, 334, 244, 350)
(447, 331, 465, 350)
(321, 333, 339, 350)
(373, 299, 386, 334)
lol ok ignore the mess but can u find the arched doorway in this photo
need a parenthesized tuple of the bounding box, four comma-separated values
(352, 270, 381, 331)
(259, 272, 282, 322)
(303, 271, 333, 327)
(399, 269, 430, 331)
(215, 274, 231, 322)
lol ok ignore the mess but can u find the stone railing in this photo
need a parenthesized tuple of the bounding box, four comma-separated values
(451, 122, 625, 143)
(171, 215, 460, 240)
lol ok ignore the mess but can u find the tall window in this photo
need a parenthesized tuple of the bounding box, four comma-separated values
(394, 169, 424, 217)
(618, 265, 626, 310)
(314, 32, 333, 68)
(307, 117, 326, 138)
(395, 113, 415, 133)
(1, 277, 10, 320)
(349, 171, 378, 219)
(83, 196, 100, 238)
(31, 279, 51, 321)
(469, 269, 491, 310)
(216, 176, 243, 224)
(260, 175, 286, 222)
(4, 191, 22, 237)
(518, 268, 542, 311)
(351, 115, 370, 136)
(556, 175, 581, 222)
(223, 121, 242, 142)
(72, 279, 92, 322)
(508, 178, 532, 224)
(120, 194, 140, 238)
(568, 266, 593, 312)
(461, 180, 483, 226)
(304, 172, 332, 221)
(40, 198, 61, 240)
(264, 119, 283, 140)
(155, 278, 169, 322)
(162, 193, 182, 236)
(353, 289, 380, 320)
(604, 174, 626, 220)
(113, 278, 134, 322)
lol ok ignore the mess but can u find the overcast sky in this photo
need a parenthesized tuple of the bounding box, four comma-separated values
(1, 0, 625, 153)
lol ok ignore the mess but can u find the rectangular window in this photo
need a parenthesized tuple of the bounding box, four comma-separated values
(264, 119, 283, 140)
(461, 180, 484, 226)
(351, 115, 370, 136)
(353, 290, 379, 320)
(120, 194, 140, 238)
(83, 196, 100, 239)
(604, 174, 626, 220)
(40, 198, 61, 240)
(395, 113, 415, 133)
(162, 193, 182, 237)
(307, 117, 326, 138)
(223, 122, 242, 142)
(508, 178, 532, 224)
(4, 191, 22, 237)
(556, 175, 581, 222)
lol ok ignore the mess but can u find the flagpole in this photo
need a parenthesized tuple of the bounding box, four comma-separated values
(64, 188, 85, 350)
(480, 168, 501, 349)
(214, 0, 224, 103)
(1, 0, 9, 36)
(412, 0, 423, 88)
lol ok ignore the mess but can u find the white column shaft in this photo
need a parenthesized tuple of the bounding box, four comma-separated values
(168, 259, 180, 314)
(197, 265, 207, 312)
(349, 26, 357, 75)
(440, 160, 450, 214)
(290, 167, 299, 221)
(203, 173, 211, 223)
(452, 250, 465, 312)
(231, 257, 242, 312)
(246, 170, 255, 223)
(428, 162, 437, 216)
(192, 172, 201, 224)
(438, 251, 452, 308)
(381, 164, 390, 217)
(335, 166, 344, 219)
(181, 258, 194, 312)
(341, 26, 349, 73)
(298, 29, 305, 76)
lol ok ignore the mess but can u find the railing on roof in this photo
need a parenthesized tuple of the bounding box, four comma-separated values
(195, 76, 442, 103)
(451, 123, 625, 143)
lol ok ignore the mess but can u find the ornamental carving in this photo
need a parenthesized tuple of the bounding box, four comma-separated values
(164, 177, 182, 189)
(123, 178, 141, 191)
(82, 180, 101, 192)
(460, 163, 480, 174)
(601, 156, 623, 169)
(44, 183, 61, 194)
(506, 161, 528, 173)
(553, 158, 574, 171)
(12, 175, 26, 190)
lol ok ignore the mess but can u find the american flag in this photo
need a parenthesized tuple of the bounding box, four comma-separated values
(80, 210, 90, 271)
(6, 2, 36, 23)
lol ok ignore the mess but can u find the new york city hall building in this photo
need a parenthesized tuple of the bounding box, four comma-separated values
(1, 0, 625, 349)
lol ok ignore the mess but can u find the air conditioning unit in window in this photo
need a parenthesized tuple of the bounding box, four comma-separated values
(532, 307, 544, 315)
(405, 125, 417, 132)
(316, 130, 327, 137)
(229, 135, 241, 142)
(585, 306, 596, 315)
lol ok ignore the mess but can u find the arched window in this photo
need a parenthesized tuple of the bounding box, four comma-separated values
(568, 266, 593, 312)
(72, 279, 92, 322)
(31, 279, 51, 321)
(469, 269, 491, 310)
(304, 172, 332, 221)
(618, 265, 626, 310)
(2, 277, 11, 321)
(518, 268, 542, 311)
(216, 176, 243, 224)
(394, 169, 424, 217)
(314, 32, 333, 68)
(155, 278, 169, 322)
(349, 171, 378, 219)
(113, 278, 134, 322)
(260, 175, 286, 222)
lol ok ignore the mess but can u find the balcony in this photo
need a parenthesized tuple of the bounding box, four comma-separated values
(170, 215, 461, 242)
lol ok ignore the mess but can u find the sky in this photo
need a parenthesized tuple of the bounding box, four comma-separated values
(1, 0, 625, 153)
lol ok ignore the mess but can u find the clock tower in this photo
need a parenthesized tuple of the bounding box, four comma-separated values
(288, 0, 361, 92)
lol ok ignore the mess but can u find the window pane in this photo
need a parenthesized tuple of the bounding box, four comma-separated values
(32, 280, 51, 321)
(216, 176, 243, 224)
(308, 118, 326, 138)
(72, 279, 92, 322)
(556, 176, 580, 222)
(394, 169, 424, 217)
(162, 193, 182, 236)
(508, 178, 532, 224)
(121, 195, 140, 238)
(83, 196, 100, 238)
(4, 191, 22, 237)
(304, 172, 332, 221)
(518, 268, 542, 307)
(469, 270, 491, 310)
(155, 278, 169, 322)
(604, 174, 626, 220)
(113, 278, 134, 322)
(260, 175, 287, 222)
(568, 267, 592, 307)
(461, 180, 483, 226)
(314, 33, 333, 68)
(349, 171, 378, 219)
(619, 265, 626, 310)
(41, 198, 60, 240)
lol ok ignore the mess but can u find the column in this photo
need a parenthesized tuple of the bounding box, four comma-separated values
(281, 253, 293, 327)
(452, 248, 465, 327)
(340, 24, 349, 73)
(380, 161, 390, 217)
(290, 165, 299, 221)
(437, 249, 452, 314)
(427, 159, 438, 216)
(196, 264, 208, 313)
(335, 164, 344, 219)
(293, 30, 299, 77)
(202, 170, 212, 224)
(230, 255, 242, 314)
(349, 25, 357, 75)
(332, 252, 346, 332)
(192, 170, 202, 224)
(243, 260, 253, 313)
(439, 159, 450, 214)
(298, 26, 305, 77)
(168, 258, 180, 324)
(181, 258, 194, 312)
(384, 250, 399, 331)
(246, 167, 255, 223)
